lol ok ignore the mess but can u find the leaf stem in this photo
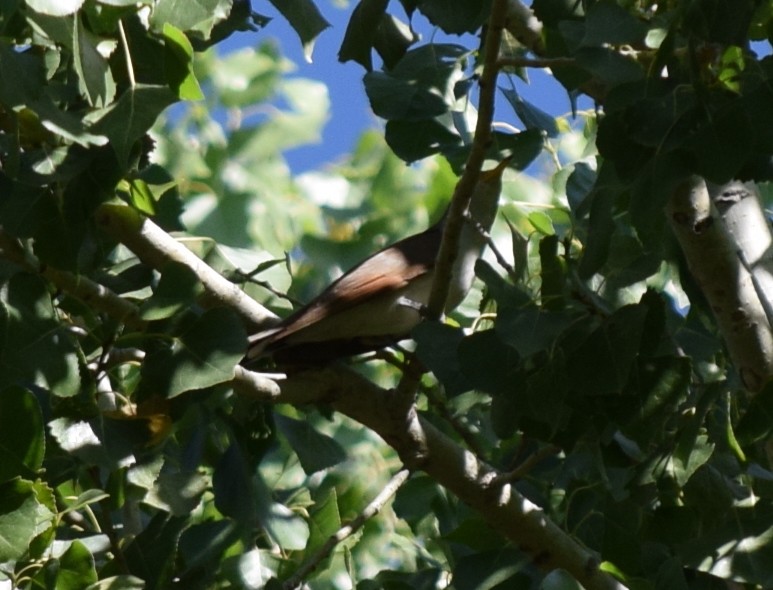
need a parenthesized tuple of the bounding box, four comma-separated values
(118, 20, 136, 88)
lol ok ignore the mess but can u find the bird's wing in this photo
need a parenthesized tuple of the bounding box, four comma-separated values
(246, 223, 442, 355)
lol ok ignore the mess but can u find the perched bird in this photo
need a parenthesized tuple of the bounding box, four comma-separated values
(246, 158, 510, 363)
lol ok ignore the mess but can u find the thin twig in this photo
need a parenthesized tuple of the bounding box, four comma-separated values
(283, 469, 411, 590)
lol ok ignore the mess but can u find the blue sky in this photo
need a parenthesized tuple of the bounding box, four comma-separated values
(218, 1, 587, 173)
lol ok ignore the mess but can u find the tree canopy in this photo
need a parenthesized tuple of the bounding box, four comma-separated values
(2, 0, 773, 589)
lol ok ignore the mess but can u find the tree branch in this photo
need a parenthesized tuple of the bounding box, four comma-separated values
(234, 364, 627, 590)
(95, 203, 279, 331)
(667, 176, 773, 391)
(426, 0, 509, 319)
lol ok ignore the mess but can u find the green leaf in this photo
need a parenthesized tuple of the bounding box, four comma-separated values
(500, 87, 559, 138)
(364, 44, 467, 121)
(458, 330, 520, 395)
(496, 305, 575, 358)
(385, 115, 462, 162)
(658, 435, 715, 489)
(149, 0, 232, 40)
(72, 15, 115, 107)
(523, 352, 571, 434)
(374, 13, 417, 70)
(621, 356, 691, 447)
(213, 443, 257, 523)
(28, 96, 109, 147)
(452, 548, 524, 590)
(90, 84, 177, 166)
(25, 0, 84, 17)
(688, 103, 752, 184)
(49, 417, 136, 470)
(139, 307, 247, 398)
(413, 322, 473, 397)
(505, 217, 529, 281)
(56, 540, 98, 590)
(275, 413, 347, 474)
(0, 479, 55, 562)
(143, 469, 210, 517)
(0, 45, 46, 107)
(338, 0, 389, 71)
(0, 386, 45, 482)
(578, 186, 615, 279)
(529, 211, 555, 235)
(416, 0, 492, 34)
(163, 22, 205, 101)
(231, 548, 280, 590)
(566, 162, 596, 214)
(124, 513, 189, 586)
(540, 234, 565, 310)
(582, 0, 647, 46)
(123, 177, 157, 215)
(307, 488, 341, 555)
(575, 47, 644, 86)
(565, 303, 649, 396)
(254, 473, 310, 550)
(0, 272, 82, 397)
(139, 261, 204, 321)
(60, 489, 111, 516)
(177, 519, 238, 576)
(267, 0, 331, 62)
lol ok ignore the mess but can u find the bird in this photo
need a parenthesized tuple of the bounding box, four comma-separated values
(245, 157, 510, 364)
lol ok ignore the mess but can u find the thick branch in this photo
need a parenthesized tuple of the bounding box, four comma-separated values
(236, 365, 626, 590)
(95, 203, 279, 331)
(668, 176, 773, 391)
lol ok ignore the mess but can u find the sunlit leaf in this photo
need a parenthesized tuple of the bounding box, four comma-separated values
(90, 85, 177, 166)
(0, 479, 55, 562)
(163, 22, 205, 101)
